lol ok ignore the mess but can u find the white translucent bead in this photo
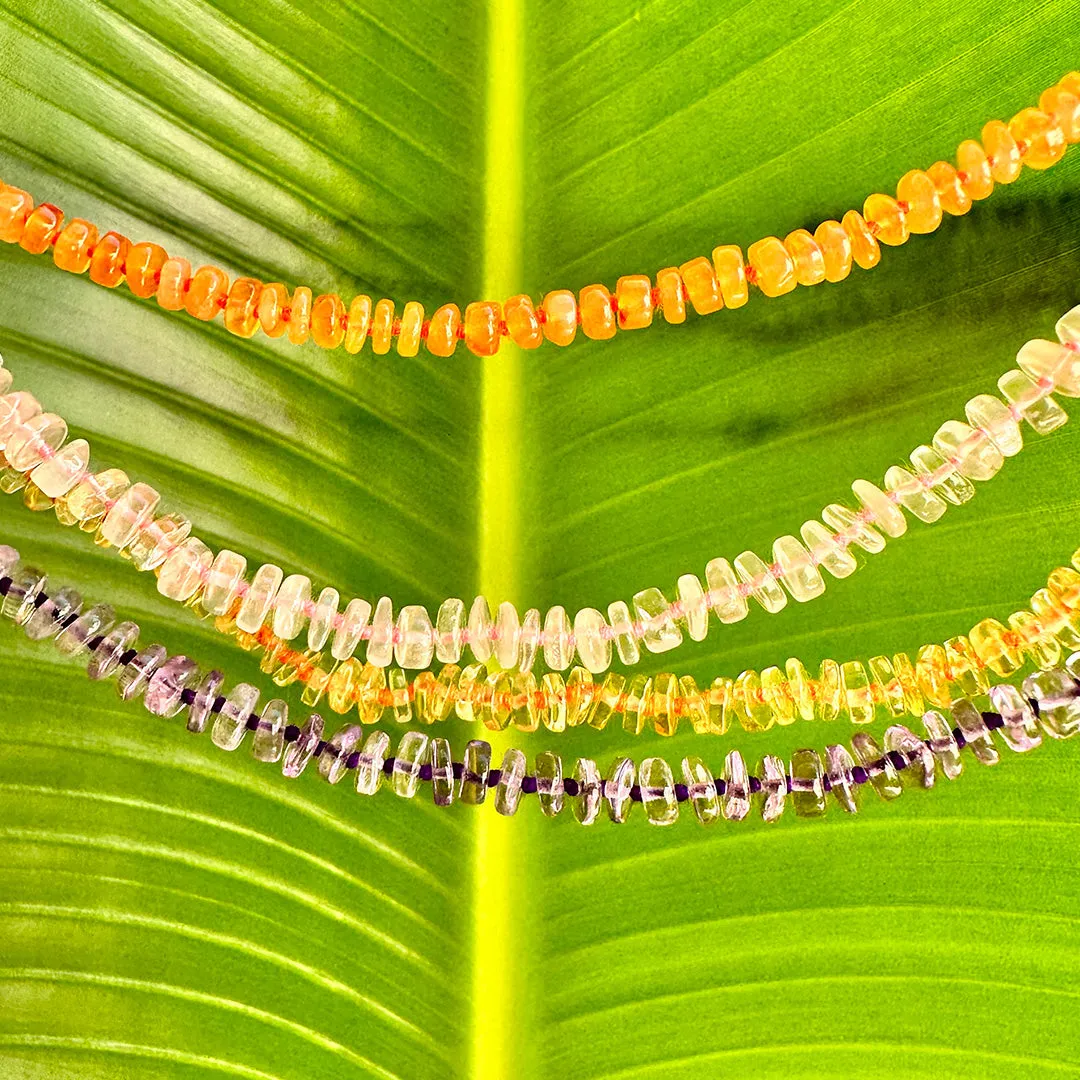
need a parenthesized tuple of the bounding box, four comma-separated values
(675, 573, 709, 641)
(884, 724, 935, 788)
(932, 420, 1003, 481)
(0, 366, 10, 396)
(0, 391, 41, 448)
(366, 596, 394, 667)
(236, 563, 283, 634)
(733, 551, 786, 614)
(909, 444, 974, 505)
(640, 757, 678, 826)
(965, 394, 1022, 456)
(543, 605, 574, 670)
(435, 598, 465, 663)
(395, 604, 434, 669)
(203, 550, 247, 615)
(997, 369, 1068, 435)
(355, 730, 390, 795)
(1055, 302, 1080, 345)
(30, 437, 88, 497)
(307, 587, 339, 651)
(332, 597, 371, 661)
(951, 698, 999, 767)
(100, 482, 160, 549)
(467, 596, 493, 663)
(1017, 337, 1080, 396)
(821, 503, 885, 554)
(494, 601, 520, 669)
(632, 587, 682, 653)
(5, 412, 67, 471)
(391, 731, 429, 798)
(799, 521, 856, 579)
(852, 478, 906, 537)
(606, 600, 640, 665)
(681, 756, 720, 825)
(704, 557, 748, 622)
(157, 537, 212, 601)
(884, 464, 947, 524)
(721, 750, 750, 821)
(988, 683, 1041, 752)
(772, 535, 824, 602)
(517, 608, 541, 672)
(211, 682, 259, 752)
(573, 607, 611, 674)
(272, 574, 312, 640)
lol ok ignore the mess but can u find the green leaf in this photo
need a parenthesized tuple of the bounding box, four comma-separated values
(1, 1, 1079, 1078)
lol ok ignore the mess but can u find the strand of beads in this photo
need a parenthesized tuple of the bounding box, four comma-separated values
(3, 545, 1076, 826)
(2, 306, 1078, 679)
(0, 76, 1076, 360)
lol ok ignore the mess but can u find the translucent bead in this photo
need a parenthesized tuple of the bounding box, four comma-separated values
(24, 585, 79, 642)
(184, 265, 229, 321)
(572, 758, 603, 825)
(127, 512, 192, 573)
(200, 550, 246, 616)
(679, 674, 710, 734)
(790, 749, 827, 817)
(708, 676, 734, 734)
(466, 596, 493, 663)
(1009, 610, 1060, 670)
(826, 743, 859, 813)
(570, 607, 609, 673)
(366, 596, 394, 667)
(100, 482, 160, 549)
(909, 444, 974, 505)
(270, 574, 311, 641)
(614, 274, 654, 330)
(705, 557, 749, 621)
(761, 666, 795, 725)
(116, 644, 167, 702)
(747, 235, 797, 297)
(236, 563, 283, 634)
(965, 394, 1022, 456)
(186, 669, 223, 734)
(540, 672, 566, 733)
(604, 757, 635, 823)
(283, 713, 324, 779)
(388, 667, 412, 724)
(838, 660, 874, 724)
(390, 732, 429, 798)
(29, 438, 88, 498)
(504, 294, 543, 349)
(1032, 588, 1080, 648)
(631, 587, 682, 652)
(969, 618, 1023, 676)
(653, 266, 685, 324)
(1049, 566, 1080, 608)
(19, 203, 63, 254)
(772, 534, 824, 602)
(482, 669, 511, 731)
(868, 655, 906, 717)
(921, 710, 962, 779)
(541, 290, 577, 347)
(935, 419, 1003, 482)
(461, 739, 491, 805)
(1057, 303, 1080, 346)
(821, 503, 885, 554)
(586, 672, 625, 731)
(494, 602, 521, 670)
(224, 278, 262, 338)
(495, 748, 526, 816)
(1, 563, 45, 624)
(721, 750, 750, 821)
(799, 520, 856, 578)
(915, 643, 952, 708)
(286, 286, 312, 346)
(253, 699, 288, 763)
(428, 738, 454, 806)
(885, 723, 935, 788)
(347, 729, 387, 796)
(332, 597, 372, 661)
(734, 550, 786, 613)
(982, 119, 1022, 183)
(711, 244, 749, 307)
(211, 683, 259, 751)
(1009, 106, 1066, 170)
(944, 635, 988, 697)
(579, 284, 616, 340)
(997, 369, 1068, 434)
(542, 605, 573, 669)
(734, 669, 773, 732)
(784, 228, 826, 286)
(896, 169, 942, 233)
(675, 573, 709, 640)
(518, 608, 541, 673)
(455, 664, 485, 723)
(841, 209, 880, 269)
(931, 159, 972, 214)
(638, 757, 677, 826)
(1040, 84, 1080, 144)
(318, 724, 363, 785)
(851, 731, 902, 800)
(813, 220, 852, 282)
(565, 667, 593, 728)
(681, 756, 720, 825)
(679, 255, 723, 314)
(157, 537, 212, 602)
(785, 658, 815, 722)
(144, 655, 199, 717)
(815, 659, 844, 721)
(956, 139, 993, 200)
(863, 192, 908, 246)
(463, 301, 502, 357)
(651, 671, 677, 736)
(758, 754, 788, 823)
(535, 751, 564, 816)
(1018, 338, 1080, 397)
(952, 698, 999, 766)
(424, 302, 460, 357)
(0, 391, 41, 448)
(1022, 669, 1080, 739)
(306, 587, 338, 652)
(884, 464, 946, 523)
(852, 478, 906, 537)
(395, 604, 434, 669)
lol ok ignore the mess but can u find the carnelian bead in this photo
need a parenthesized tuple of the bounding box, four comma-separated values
(88, 231, 129, 288)
(258, 283, 289, 338)
(310, 292, 346, 349)
(841, 210, 881, 269)
(812, 221, 851, 283)
(709, 245, 747, 308)
(224, 277, 262, 339)
(504, 294, 542, 349)
(655, 267, 685, 324)
(464, 301, 502, 356)
(579, 284, 617, 340)
(397, 301, 424, 357)
(862, 193, 908, 247)
(679, 256, 722, 315)
(287, 286, 312, 345)
(927, 161, 971, 216)
(125, 242, 168, 298)
(371, 298, 395, 354)
(981, 120, 1021, 183)
(615, 275, 653, 330)
(156, 257, 192, 310)
(783, 229, 825, 286)
(184, 265, 229, 321)
(1062, 72, 1080, 97)
(542, 290, 577, 346)
(0, 187, 33, 243)
(747, 236, 797, 297)
(19, 203, 63, 254)
(895, 170, 942, 234)
(956, 140, 993, 200)
(1009, 107, 1066, 170)
(425, 303, 460, 357)
(344, 294, 373, 354)
(53, 218, 98, 273)
(1039, 85, 1080, 143)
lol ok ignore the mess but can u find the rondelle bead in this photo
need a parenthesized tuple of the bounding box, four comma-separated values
(396, 604, 434, 669)
(952, 698, 999, 766)
(332, 597, 372, 662)
(6, 411, 67, 471)
(895, 169, 942, 233)
(884, 464, 946, 523)
(681, 756, 720, 825)
(734, 669, 773, 732)
(271, 574, 312, 641)
(604, 757, 635, 823)
(1022, 669, 1080, 739)
(310, 293, 347, 350)
(541, 290, 577, 346)
(1018, 337, 1080, 397)
(704, 556, 749, 622)
(639, 756, 677, 826)
(495, 748, 526, 816)
(747, 236, 796, 297)
(318, 723, 363, 785)
(343, 294, 373, 353)
(535, 750, 564, 817)
(988, 683, 1041, 753)
(868, 655, 905, 718)
(282, 713, 324, 779)
(632, 586, 682, 653)
(656, 266, 686, 324)
(352, 730, 390, 795)
(651, 671, 677, 736)
(761, 666, 795, 725)
(812, 220, 852, 282)
(785, 659, 816, 722)
(969, 617, 1023, 676)
(579, 284, 617, 340)
(211, 682, 259, 751)
(711, 245, 749, 308)
(203, 549, 247, 616)
(965, 394, 1023, 456)
(675, 573, 709, 640)
(0, 391, 42, 448)
(460, 739, 492, 805)
(920, 708, 962, 780)
(822, 502, 885, 554)
(1009, 107, 1066, 170)
(932, 420, 1003, 481)
(24, 585, 81, 642)
(258, 283, 289, 338)
(799, 520, 857, 578)
(851, 731, 902, 800)
(927, 160, 972, 216)
(909, 444, 975, 505)
(463, 301, 501, 357)
(155, 258, 191, 310)
(885, 723, 935, 788)
(391, 731, 429, 798)
(366, 596, 395, 667)
(87, 619, 139, 681)
(235, 563, 283, 634)
(852, 478, 906, 537)
(287, 286, 312, 345)
(790, 748, 827, 818)
(100, 482, 160, 549)
(841, 659, 875, 725)
(224, 278, 262, 338)
(542, 604, 574, 669)
(157, 537, 212, 602)
(503, 295, 542, 350)
(783, 228, 826, 286)
(123, 241, 168, 298)
(53, 218, 98, 273)
(863, 193, 908, 246)
(396, 301, 424, 357)
(572, 758, 603, 825)
(19, 203, 63, 254)
(492, 601, 520, 670)
(573, 607, 610, 673)
(758, 754, 788, 822)
(184, 265, 229, 321)
(981, 119, 1022, 183)
(615, 275, 654, 330)
(116, 644, 167, 702)
(772, 534, 824, 602)
(144, 655, 199, 718)
(186, 668, 223, 733)
(1040, 83, 1080, 143)
(825, 743, 859, 813)
(467, 595, 494, 664)
(956, 139, 994, 200)
(841, 209, 881, 269)
(428, 737, 454, 806)
(253, 699, 288, 763)
(997, 369, 1068, 435)
(679, 256, 723, 315)
(719, 749, 748, 821)
(0, 186, 33, 243)
(606, 600, 640, 665)
(815, 659, 844, 721)
(55, 601, 113, 657)
(733, 550, 786, 613)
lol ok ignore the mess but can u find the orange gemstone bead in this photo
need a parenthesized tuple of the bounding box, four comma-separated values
(812, 221, 852, 283)
(287, 286, 312, 345)
(88, 231, 129, 288)
(981, 119, 1022, 183)
(679, 256, 723, 315)
(747, 236, 797, 297)
(862, 193, 908, 247)
(955, 140, 993, 200)
(125, 242, 168, 298)
(184, 265, 229, 321)
(258, 283, 289, 338)
(156, 257, 192, 310)
(0, 187, 33, 243)
(895, 170, 942, 234)
(19, 203, 63, 254)
(310, 292, 346, 349)
(397, 301, 424, 357)
(52, 218, 98, 273)
(425, 303, 460, 357)
(224, 277, 262, 338)
(344, 294, 373, 354)
(464, 301, 502, 356)
(655, 267, 685, 324)
(1039, 85, 1080, 143)
(711, 245, 749, 308)
(579, 284, 617, 340)
(927, 161, 971, 216)
(504, 294, 543, 349)
(615, 275, 654, 330)
(841, 210, 881, 269)
(1009, 107, 1066, 170)
(542, 290, 577, 347)
(783, 229, 825, 286)
(371, 298, 395, 354)
(1061, 71, 1080, 97)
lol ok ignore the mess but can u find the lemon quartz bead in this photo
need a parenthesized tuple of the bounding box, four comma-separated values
(956, 139, 994, 200)
(53, 218, 98, 273)
(679, 256, 723, 315)
(734, 550, 786, 613)
(651, 672, 677, 737)
(564, 668, 593, 729)
(1009, 610, 1060, 670)
(1049, 567, 1080, 610)
(257, 283, 289, 338)
(733, 669, 773, 733)
(621, 675, 652, 736)
(396, 301, 424, 357)
(812, 220, 852, 282)
(944, 635, 988, 698)
(203, 550, 247, 616)
(615, 275, 654, 330)
(895, 169, 942, 233)
(868, 655, 906, 717)
(772, 534, 824, 602)
(981, 119, 1022, 183)
(799, 520, 856, 578)
(504, 295, 543, 349)
(272, 574, 312, 641)
(747, 236, 796, 297)
(890, 652, 924, 716)
(1009, 107, 1066, 170)
(705, 556, 749, 622)
(66, 468, 128, 531)
(840, 660, 875, 724)
(88, 231, 130, 288)
(541, 290, 577, 346)
(761, 666, 795, 725)
(915, 643, 952, 708)
(655, 267, 686, 324)
(785, 658, 815, 722)
(927, 160, 971, 216)
(579, 284, 616, 340)
(711, 245, 749, 308)
(862, 193, 908, 246)
(632, 587, 682, 653)
(425, 303, 461, 357)
(1040, 84, 1080, 143)
(884, 464, 946, 524)
(707, 676, 734, 735)
(841, 210, 880, 270)
(783, 229, 825, 286)
(678, 675, 710, 734)
(101, 482, 160, 549)
(371, 298, 395, 355)
(585, 671, 624, 732)
(969, 617, 1023, 677)
(463, 301, 502, 356)
(310, 293, 347, 350)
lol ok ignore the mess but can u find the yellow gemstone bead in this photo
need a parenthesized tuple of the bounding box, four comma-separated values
(300, 663, 330, 707)
(483, 670, 512, 731)
(425, 303, 460, 357)
(678, 675, 710, 735)
(1009, 107, 1066, 170)
(711, 244, 749, 308)
(891, 652, 924, 716)
(579, 284, 617, 340)
(310, 293, 346, 350)
(541, 290, 577, 346)
(981, 119, 1022, 183)
(541, 672, 566, 733)
(622, 674, 652, 735)
(257, 283, 289, 338)
(915, 643, 952, 708)
(615, 275, 654, 330)
(511, 670, 539, 732)
(1048, 566, 1080, 609)
(868, 655, 906, 717)
(812, 220, 852, 282)
(371, 298, 395, 355)
(956, 139, 993, 200)
(454, 664, 485, 722)
(1007, 611, 1060, 670)
(761, 666, 796, 725)
(815, 659, 843, 721)
(651, 672, 678, 736)
(785, 658, 815, 722)
(344, 294, 373, 354)
(969, 618, 1024, 677)
(944, 635, 988, 697)
(747, 236, 797, 297)
(412, 671, 437, 723)
(565, 667, 593, 727)
(733, 669, 773, 733)
(783, 229, 826, 286)
(927, 160, 972, 216)
(327, 658, 361, 714)
(1039, 84, 1080, 143)
(356, 663, 387, 723)
(862, 193, 908, 247)
(679, 256, 723, 315)
(286, 286, 312, 345)
(388, 667, 412, 724)
(895, 169, 942, 233)
(841, 660, 875, 724)
(396, 301, 424, 357)
(1031, 588, 1080, 649)
(463, 301, 502, 357)
(841, 209, 881, 269)
(655, 267, 686, 324)
(585, 671, 625, 731)
(707, 676, 733, 735)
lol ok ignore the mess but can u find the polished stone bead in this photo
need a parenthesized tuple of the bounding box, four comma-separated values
(354, 730, 390, 795)
(540, 672, 566, 733)
(565, 667, 593, 728)
(867, 655, 906, 717)
(202, 550, 247, 616)
(535, 750, 564, 817)
(144, 655, 199, 717)
(466, 595, 493, 664)
(734, 669, 774, 732)
(921, 709, 963, 779)
(800, 520, 857, 578)
(632, 587, 683, 652)
(318, 723, 363, 785)
(30, 438, 89, 498)
(495, 748, 526, 816)
(821, 503, 885, 554)
(761, 666, 795, 725)
(944, 635, 989, 697)
(236, 563, 283, 634)
(395, 604, 434, 669)
(650, 671, 677, 736)
(87, 619, 139, 681)
(790, 749, 827, 817)
(307, 587, 339, 652)
(987, 684, 1039, 753)
(885, 723, 935, 788)
(705, 556, 750, 622)
(5, 411, 67, 471)
(517, 607, 541, 673)
(429, 737, 455, 806)
(915, 643, 952, 708)
(282, 713, 324, 779)
(252, 699, 288, 763)
(681, 756, 720, 825)
(365, 596, 394, 667)
(510, 670, 539, 731)
(708, 676, 735, 734)
(842, 660, 875, 724)
(391, 732, 429, 798)
(572, 758, 603, 825)
(965, 394, 1023, 456)
(272, 574, 311, 641)
(116, 644, 167, 702)
(542, 605, 573, 669)
(461, 739, 491, 805)
(758, 754, 788, 823)
(952, 698, 999, 766)
(586, 672, 625, 731)
(494, 601, 521, 670)
(933, 420, 1003, 481)
(734, 550, 787, 613)
(604, 757, 635, 823)
(852, 478, 906, 537)
(815, 659, 843, 721)
(618, 674, 649, 736)
(25, 585, 81, 641)
(211, 683, 259, 751)
(640, 756, 678, 826)
(722, 750, 750, 822)
(1009, 610, 1061, 670)
(573, 607, 611, 672)
(127, 512, 192, 572)
(997, 368, 1068, 435)
(851, 731, 902, 800)
(969, 618, 1023, 677)
(158, 537, 212, 602)
(388, 666, 412, 724)
(785, 658, 816, 722)
(1022, 669, 1080, 739)
(679, 674, 710, 734)
(332, 597, 372, 661)
(826, 743, 859, 813)
(884, 464, 947, 523)
(772, 534, 824, 601)
(1, 563, 45, 624)
(100, 482, 160, 549)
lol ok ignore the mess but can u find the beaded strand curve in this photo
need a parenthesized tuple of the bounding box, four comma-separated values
(2, 306, 1079, 680)
(3, 545, 1077, 826)
(0, 76, 1077, 359)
